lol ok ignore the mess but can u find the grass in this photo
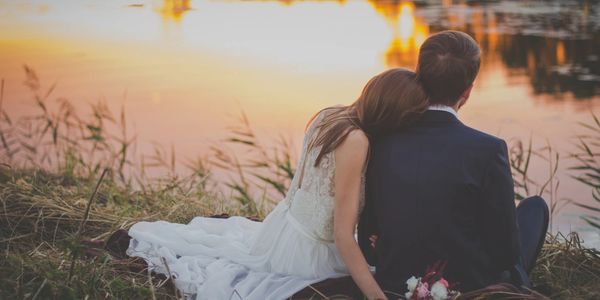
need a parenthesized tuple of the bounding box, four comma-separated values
(0, 168, 180, 299)
(0, 66, 599, 299)
(1, 168, 599, 299)
(532, 233, 600, 299)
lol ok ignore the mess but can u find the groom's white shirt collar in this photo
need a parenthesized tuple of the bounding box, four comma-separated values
(428, 105, 458, 118)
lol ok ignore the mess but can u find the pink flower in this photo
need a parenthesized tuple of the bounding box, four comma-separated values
(438, 278, 449, 288)
(416, 282, 430, 299)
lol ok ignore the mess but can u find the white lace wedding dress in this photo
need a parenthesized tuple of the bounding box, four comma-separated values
(127, 110, 365, 300)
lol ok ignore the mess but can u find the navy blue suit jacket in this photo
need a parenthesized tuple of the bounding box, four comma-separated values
(358, 110, 520, 292)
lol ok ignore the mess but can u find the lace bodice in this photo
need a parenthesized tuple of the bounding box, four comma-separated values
(284, 110, 366, 243)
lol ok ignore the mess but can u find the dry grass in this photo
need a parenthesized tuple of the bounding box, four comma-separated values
(530, 233, 600, 299)
(1, 167, 599, 299)
(0, 166, 215, 299)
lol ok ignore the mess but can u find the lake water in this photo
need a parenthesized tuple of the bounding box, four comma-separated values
(1, 0, 599, 246)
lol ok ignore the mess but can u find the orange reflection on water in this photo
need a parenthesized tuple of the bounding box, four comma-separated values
(556, 40, 565, 65)
(369, 1, 429, 68)
(160, 0, 192, 22)
(486, 13, 498, 52)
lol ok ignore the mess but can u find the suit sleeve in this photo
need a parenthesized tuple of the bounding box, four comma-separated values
(357, 195, 378, 266)
(481, 139, 520, 272)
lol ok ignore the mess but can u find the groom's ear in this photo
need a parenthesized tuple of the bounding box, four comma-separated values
(458, 85, 474, 109)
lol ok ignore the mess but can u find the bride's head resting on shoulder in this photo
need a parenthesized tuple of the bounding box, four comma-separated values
(308, 68, 429, 166)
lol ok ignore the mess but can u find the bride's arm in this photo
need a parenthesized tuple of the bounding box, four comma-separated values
(333, 130, 387, 300)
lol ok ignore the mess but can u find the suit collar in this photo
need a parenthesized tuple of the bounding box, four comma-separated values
(428, 105, 458, 118)
(419, 110, 462, 124)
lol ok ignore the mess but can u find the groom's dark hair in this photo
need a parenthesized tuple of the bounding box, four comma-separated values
(416, 30, 481, 106)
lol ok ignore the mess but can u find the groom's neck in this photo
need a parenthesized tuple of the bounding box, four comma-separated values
(452, 102, 462, 112)
(453, 96, 469, 112)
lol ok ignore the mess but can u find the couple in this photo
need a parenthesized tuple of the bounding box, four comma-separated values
(126, 31, 549, 299)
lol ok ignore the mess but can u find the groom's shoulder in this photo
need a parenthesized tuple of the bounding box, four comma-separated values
(459, 124, 507, 149)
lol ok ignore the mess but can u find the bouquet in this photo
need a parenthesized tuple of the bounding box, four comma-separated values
(404, 261, 459, 300)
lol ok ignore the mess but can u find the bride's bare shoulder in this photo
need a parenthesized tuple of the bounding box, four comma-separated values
(344, 129, 369, 149)
(335, 129, 369, 167)
(337, 129, 369, 156)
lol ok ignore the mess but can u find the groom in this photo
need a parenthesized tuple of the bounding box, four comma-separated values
(357, 30, 549, 295)
(292, 31, 548, 299)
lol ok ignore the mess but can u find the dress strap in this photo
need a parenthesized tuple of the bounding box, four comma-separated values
(296, 136, 311, 189)
(296, 110, 325, 189)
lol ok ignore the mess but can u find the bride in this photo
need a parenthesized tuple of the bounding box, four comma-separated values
(127, 68, 428, 300)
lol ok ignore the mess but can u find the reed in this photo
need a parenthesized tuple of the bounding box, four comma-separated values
(209, 111, 296, 217)
(569, 113, 600, 230)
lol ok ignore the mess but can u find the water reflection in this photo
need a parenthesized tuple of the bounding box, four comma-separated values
(368, 1, 429, 68)
(497, 34, 600, 99)
(412, 0, 600, 100)
(160, 0, 192, 22)
(247, 0, 599, 100)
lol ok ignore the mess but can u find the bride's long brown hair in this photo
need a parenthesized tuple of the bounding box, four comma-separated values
(308, 68, 428, 166)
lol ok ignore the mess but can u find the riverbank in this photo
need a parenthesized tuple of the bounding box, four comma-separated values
(1, 167, 599, 299)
